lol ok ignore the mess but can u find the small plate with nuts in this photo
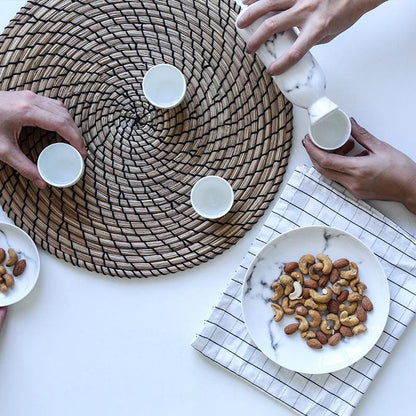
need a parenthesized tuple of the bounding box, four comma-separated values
(0, 222, 40, 306)
(242, 226, 390, 374)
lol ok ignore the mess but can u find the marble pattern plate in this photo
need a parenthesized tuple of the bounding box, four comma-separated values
(242, 226, 390, 374)
(0, 222, 40, 306)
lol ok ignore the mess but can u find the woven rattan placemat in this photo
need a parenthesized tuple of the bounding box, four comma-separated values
(0, 0, 293, 278)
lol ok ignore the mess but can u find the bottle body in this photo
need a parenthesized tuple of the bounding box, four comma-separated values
(235, 11, 327, 109)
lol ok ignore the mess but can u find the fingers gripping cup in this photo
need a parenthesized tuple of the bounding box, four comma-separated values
(191, 176, 234, 219)
(37, 143, 85, 187)
(143, 64, 186, 109)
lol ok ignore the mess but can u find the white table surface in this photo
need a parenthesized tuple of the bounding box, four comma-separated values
(0, 1, 415, 415)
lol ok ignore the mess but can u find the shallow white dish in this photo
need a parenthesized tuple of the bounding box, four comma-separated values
(242, 226, 390, 374)
(0, 222, 40, 306)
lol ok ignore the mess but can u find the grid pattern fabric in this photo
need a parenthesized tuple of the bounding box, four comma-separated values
(192, 166, 416, 416)
(0, 0, 293, 277)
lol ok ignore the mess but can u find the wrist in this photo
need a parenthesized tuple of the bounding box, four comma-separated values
(403, 178, 416, 215)
(356, 0, 387, 16)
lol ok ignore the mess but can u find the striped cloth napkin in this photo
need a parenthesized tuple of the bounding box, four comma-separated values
(192, 165, 416, 416)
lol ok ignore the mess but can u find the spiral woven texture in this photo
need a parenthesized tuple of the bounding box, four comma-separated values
(0, 0, 293, 278)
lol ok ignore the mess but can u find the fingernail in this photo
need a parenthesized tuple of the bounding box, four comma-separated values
(350, 117, 357, 125)
(245, 46, 252, 54)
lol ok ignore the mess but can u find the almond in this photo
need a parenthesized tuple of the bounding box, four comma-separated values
(295, 305, 308, 316)
(302, 288, 310, 299)
(284, 323, 299, 335)
(318, 274, 330, 288)
(329, 268, 339, 284)
(307, 338, 322, 349)
(316, 330, 328, 345)
(13, 259, 26, 277)
(284, 262, 299, 274)
(361, 296, 373, 311)
(0, 248, 5, 264)
(337, 290, 349, 303)
(340, 325, 353, 337)
(333, 258, 349, 269)
(356, 305, 367, 322)
(304, 279, 318, 289)
(328, 299, 339, 314)
(328, 332, 342, 346)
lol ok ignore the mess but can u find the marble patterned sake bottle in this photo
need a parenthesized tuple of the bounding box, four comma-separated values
(235, 7, 351, 150)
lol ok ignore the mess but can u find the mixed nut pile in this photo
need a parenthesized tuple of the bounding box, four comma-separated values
(0, 248, 26, 294)
(270, 254, 373, 349)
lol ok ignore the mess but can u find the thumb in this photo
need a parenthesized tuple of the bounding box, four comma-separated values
(2, 146, 47, 188)
(350, 118, 378, 151)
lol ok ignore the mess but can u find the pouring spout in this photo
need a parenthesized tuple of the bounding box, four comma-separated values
(308, 96, 339, 125)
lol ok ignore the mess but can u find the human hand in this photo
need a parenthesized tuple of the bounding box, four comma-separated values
(0, 306, 7, 332)
(303, 118, 416, 214)
(237, 0, 386, 75)
(0, 90, 87, 189)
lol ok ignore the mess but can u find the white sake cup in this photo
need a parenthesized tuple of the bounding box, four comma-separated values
(37, 143, 85, 187)
(142, 64, 186, 109)
(308, 108, 352, 151)
(191, 176, 234, 219)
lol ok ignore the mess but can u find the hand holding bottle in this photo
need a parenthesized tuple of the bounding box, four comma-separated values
(237, 0, 387, 75)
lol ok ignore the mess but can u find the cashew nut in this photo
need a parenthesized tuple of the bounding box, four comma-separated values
(308, 264, 323, 281)
(301, 330, 316, 339)
(347, 292, 363, 303)
(279, 274, 294, 296)
(271, 282, 284, 302)
(6, 248, 18, 267)
(289, 281, 303, 300)
(294, 315, 309, 332)
(290, 271, 304, 286)
(317, 253, 333, 274)
(316, 302, 328, 312)
(326, 313, 341, 330)
(350, 277, 360, 292)
(352, 324, 367, 335)
(299, 254, 315, 274)
(356, 282, 367, 295)
(310, 287, 333, 304)
(339, 310, 360, 327)
(304, 298, 319, 309)
(3, 273, 14, 288)
(339, 302, 358, 315)
(332, 282, 342, 295)
(289, 298, 305, 308)
(270, 303, 284, 322)
(340, 261, 358, 280)
(308, 310, 322, 328)
(281, 297, 295, 314)
(320, 320, 334, 335)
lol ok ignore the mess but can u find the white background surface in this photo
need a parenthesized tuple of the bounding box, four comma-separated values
(0, 1, 415, 415)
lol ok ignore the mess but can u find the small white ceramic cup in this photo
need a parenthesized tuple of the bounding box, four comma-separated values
(308, 108, 351, 151)
(191, 176, 234, 219)
(37, 143, 85, 187)
(142, 64, 186, 109)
